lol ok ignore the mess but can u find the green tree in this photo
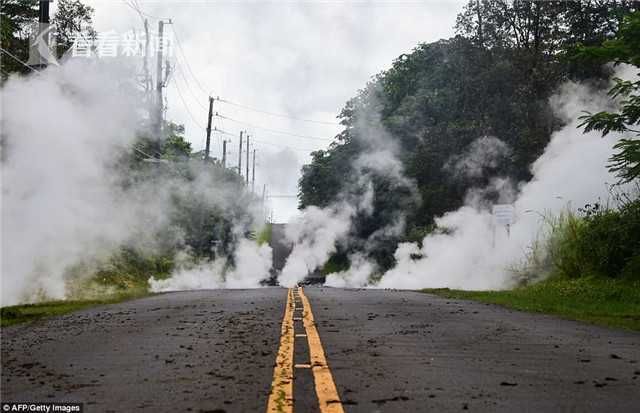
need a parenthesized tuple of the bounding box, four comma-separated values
(161, 122, 192, 161)
(0, 0, 38, 76)
(52, 0, 95, 56)
(298, 1, 639, 271)
(578, 11, 640, 183)
(1, 0, 95, 80)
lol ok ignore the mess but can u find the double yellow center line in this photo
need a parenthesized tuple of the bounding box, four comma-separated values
(267, 287, 344, 413)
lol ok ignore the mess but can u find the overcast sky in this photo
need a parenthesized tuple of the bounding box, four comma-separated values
(80, 0, 466, 222)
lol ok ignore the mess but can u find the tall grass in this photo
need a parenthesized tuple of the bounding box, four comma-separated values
(542, 195, 640, 280)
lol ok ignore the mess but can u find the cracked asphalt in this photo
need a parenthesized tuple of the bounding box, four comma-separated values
(2, 287, 639, 412)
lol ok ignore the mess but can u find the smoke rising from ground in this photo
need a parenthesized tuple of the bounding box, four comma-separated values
(149, 238, 272, 291)
(298, 67, 636, 290)
(376, 77, 627, 290)
(1, 60, 270, 306)
(278, 102, 416, 286)
(445, 135, 513, 179)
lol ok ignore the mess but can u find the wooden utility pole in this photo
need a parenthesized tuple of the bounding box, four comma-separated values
(245, 135, 250, 185)
(222, 140, 227, 169)
(238, 131, 243, 176)
(155, 20, 166, 139)
(143, 19, 153, 121)
(251, 149, 256, 192)
(204, 96, 214, 160)
(155, 20, 164, 136)
(27, 0, 51, 69)
(262, 184, 267, 222)
(143, 19, 151, 93)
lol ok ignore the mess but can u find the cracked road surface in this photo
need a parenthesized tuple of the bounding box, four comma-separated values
(2, 287, 639, 412)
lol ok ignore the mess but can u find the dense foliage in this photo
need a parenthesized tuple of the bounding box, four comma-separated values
(577, 11, 640, 183)
(1, 0, 94, 76)
(548, 196, 640, 281)
(299, 0, 640, 271)
(1, 1, 262, 295)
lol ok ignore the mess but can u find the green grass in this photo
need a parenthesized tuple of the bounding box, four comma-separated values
(423, 276, 640, 331)
(0, 290, 151, 328)
(257, 223, 273, 246)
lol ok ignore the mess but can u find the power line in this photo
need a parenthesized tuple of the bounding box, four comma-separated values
(215, 113, 333, 142)
(0, 47, 40, 73)
(123, 0, 163, 21)
(171, 25, 212, 98)
(173, 57, 209, 112)
(252, 138, 317, 153)
(214, 127, 318, 153)
(140, 18, 340, 130)
(132, 145, 161, 160)
(171, 78, 207, 131)
(217, 98, 340, 126)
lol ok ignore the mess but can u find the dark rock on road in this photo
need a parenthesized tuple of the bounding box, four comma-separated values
(2, 287, 639, 412)
(1, 289, 287, 413)
(306, 288, 640, 412)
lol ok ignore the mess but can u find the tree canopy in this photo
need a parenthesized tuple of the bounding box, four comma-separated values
(298, 0, 640, 272)
(577, 11, 640, 183)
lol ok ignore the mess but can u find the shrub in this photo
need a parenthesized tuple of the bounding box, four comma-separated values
(549, 197, 640, 279)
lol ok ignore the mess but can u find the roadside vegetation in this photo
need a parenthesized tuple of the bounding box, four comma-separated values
(424, 277, 640, 331)
(0, 291, 151, 328)
(426, 192, 640, 331)
(298, 1, 640, 272)
(426, 12, 640, 331)
(1, 1, 266, 311)
(421, 196, 640, 331)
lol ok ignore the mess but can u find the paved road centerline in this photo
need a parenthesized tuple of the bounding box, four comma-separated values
(299, 287, 345, 413)
(267, 288, 295, 413)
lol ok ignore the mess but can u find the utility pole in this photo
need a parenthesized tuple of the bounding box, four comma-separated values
(155, 19, 170, 139)
(238, 131, 243, 176)
(222, 140, 227, 169)
(204, 96, 214, 161)
(251, 149, 256, 192)
(27, 0, 52, 69)
(143, 19, 151, 93)
(262, 184, 267, 222)
(143, 19, 153, 121)
(245, 135, 250, 185)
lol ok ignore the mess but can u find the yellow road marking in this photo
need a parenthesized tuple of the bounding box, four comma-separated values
(266, 288, 295, 413)
(298, 287, 345, 413)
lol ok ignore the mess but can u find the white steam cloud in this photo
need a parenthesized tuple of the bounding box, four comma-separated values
(445, 135, 513, 179)
(278, 101, 416, 286)
(149, 238, 272, 291)
(1, 60, 270, 305)
(376, 77, 627, 289)
(300, 67, 636, 290)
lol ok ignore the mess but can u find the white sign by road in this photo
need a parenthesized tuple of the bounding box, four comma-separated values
(492, 204, 515, 226)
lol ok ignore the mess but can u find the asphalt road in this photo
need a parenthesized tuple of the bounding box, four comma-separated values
(2, 287, 639, 412)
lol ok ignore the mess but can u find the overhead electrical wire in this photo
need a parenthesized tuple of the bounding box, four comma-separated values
(215, 113, 333, 142)
(171, 79, 207, 131)
(0, 47, 40, 73)
(123, 0, 163, 22)
(173, 57, 209, 112)
(214, 127, 318, 153)
(164, 19, 340, 129)
(121, 5, 337, 149)
(216, 98, 341, 126)
(251, 138, 319, 153)
(171, 25, 212, 98)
